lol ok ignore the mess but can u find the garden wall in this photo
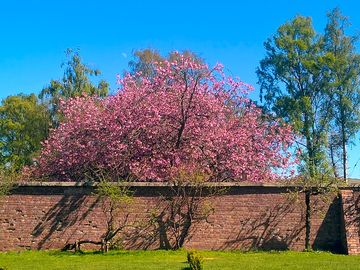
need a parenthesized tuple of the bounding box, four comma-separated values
(0, 183, 359, 254)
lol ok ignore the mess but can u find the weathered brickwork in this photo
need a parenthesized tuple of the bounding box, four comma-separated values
(341, 189, 360, 255)
(0, 184, 358, 254)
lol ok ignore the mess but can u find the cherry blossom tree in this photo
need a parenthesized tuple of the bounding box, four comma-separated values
(34, 53, 296, 182)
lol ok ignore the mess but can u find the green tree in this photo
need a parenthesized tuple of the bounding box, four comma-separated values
(257, 16, 333, 177)
(128, 48, 164, 78)
(0, 94, 50, 171)
(128, 48, 203, 78)
(323, 8, 360, 181)
(256, 15, 335, 251)
(39, 49, 109, 126)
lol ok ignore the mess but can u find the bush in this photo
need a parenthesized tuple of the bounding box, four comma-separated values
(0, 169, 18, 197)
(187, 250, 204, 270)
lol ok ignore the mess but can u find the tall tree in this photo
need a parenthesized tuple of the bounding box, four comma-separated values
(257, 16, 332, 177)
(323, 8, 360, 181)
(0, 94, 50, 171)
(39, 49, 109, 126)
(256, 15, 335, 250)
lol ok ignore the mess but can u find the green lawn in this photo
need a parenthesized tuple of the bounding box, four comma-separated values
(0, 250, 359, 270)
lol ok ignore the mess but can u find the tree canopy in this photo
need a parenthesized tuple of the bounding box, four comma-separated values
(34, 53, 295, 182)
(128, 48, 203, 78)
(257, 8, 360, 251)
(0, 94, 50, 171)
(39, 49, 109, 126)
(257, 10, 360, 179)
(323, 8, 360, 180)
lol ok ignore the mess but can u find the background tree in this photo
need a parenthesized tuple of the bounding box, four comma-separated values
(128, 48, 203, 79)
(128, 48, 164, 78)
(39, 48, 109, 126)
(0, 94, 50, 171)
(257, 15, 332, 178)
(323, 8, 360, 181)
(256, 15, 340, 251)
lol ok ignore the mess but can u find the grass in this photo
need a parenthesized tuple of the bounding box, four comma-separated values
(0, 250, 359, 270)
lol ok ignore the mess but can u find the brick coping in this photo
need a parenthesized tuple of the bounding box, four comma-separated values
(12, 181, 360, 189)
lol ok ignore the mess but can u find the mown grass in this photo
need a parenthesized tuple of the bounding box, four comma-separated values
(0, 250, 359, 270)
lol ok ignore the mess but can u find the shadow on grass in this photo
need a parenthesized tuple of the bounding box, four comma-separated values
(48, 250, 133, 257)
(47, 249, 182, 258)
(180, 260, 191, 270)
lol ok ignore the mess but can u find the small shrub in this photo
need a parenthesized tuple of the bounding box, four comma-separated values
(109, 238, 123, 250)
(187, 250, 204, 270)
(0, 169, 18, 197)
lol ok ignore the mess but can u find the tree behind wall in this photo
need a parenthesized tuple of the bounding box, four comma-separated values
(39, 48, 109, 127)
(128, 48, 203, 79)
(0, 94, 50, 171)
(34, 53, 296, 182)
(257, 15, 332, 177)
(323, 8, 360, 181)
(256, 17, 328, 250)
(257, 9, 360, 250)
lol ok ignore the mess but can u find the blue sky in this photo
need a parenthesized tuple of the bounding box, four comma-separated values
(1, 0, 360, 178)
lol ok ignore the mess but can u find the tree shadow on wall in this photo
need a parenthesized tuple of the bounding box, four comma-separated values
(121, 198, 202, 250)
(327, 192, 360, 254)
(220, 200, 305, 251)
(122, 193, 304, 251)
(31, 194, 100, 249)
(120, 209, 170, 250)
(120, 203, 185, 250)
(312, 196, 344, 253)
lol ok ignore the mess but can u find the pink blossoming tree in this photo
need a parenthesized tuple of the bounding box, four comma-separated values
(34, 53, 295, 182)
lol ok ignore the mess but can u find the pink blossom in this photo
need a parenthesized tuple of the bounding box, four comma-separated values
(34, 53, 296, 182)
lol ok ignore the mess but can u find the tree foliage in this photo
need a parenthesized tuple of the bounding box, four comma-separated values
(257, 15, 332, 178)
(257, 10, 360, 180)
(0, 169, 17, 197)
(257, 8, 360, 251)
(39, 49, 109, 126)
(323, 8, 360, 180)
(128, 48, 203, 79)
(0, 94, 50, 171)
(34, 53, 295, 182)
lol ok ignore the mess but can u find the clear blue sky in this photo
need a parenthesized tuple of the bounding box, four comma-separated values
(1, 0, 360, 178)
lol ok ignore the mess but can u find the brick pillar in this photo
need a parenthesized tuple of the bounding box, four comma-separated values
(340, 189, 360, 255)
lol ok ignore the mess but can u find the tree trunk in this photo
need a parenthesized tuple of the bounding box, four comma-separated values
(304, 114, 315, 177)
(305, 190, 311, 251)
(341, 121, 347, 182)
(303, 115, 314, 251)
(329, 142, 339, 178)
(330, 144, 339, 178)
(340, 95, 347, 182)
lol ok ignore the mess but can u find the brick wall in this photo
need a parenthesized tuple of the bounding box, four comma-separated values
(341, 189, 360, 255)
(0, 183, 358, 254)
